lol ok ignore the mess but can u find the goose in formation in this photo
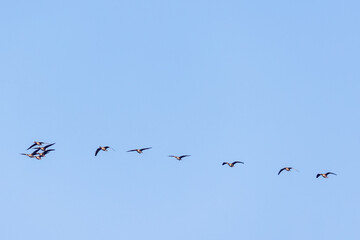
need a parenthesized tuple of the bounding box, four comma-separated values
(168, 155, 190, 161)
(95, 146, 112, 156)
(20, 149, 40, 158)
(38, 149, 55, 157)
(34, 143, 56, 151)
(27, 141, 47, 150)
(278, 167, 295, 175)
(127, 147, 152, 154)
(222, 161, 244, 167)
(316, 172, 337, 178)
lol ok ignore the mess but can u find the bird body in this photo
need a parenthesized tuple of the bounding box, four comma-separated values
(222, 161, 244, 167)
(316, 172, 337, 178)
(168, 155, 190, 161)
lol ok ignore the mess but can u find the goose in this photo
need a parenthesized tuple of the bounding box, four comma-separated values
(27, 141, 47, 150)
(278, 167, 296, 175)
(20, 149, 40, 158)
(95, 146, 112, 156)
(222, 161, 244, 167)
(316, 172, 337, 178)
(38, 149, 55, 157)
(127, 147, 152, 154)
(34, 143, 55, 151)
(168, 155, 190, 161)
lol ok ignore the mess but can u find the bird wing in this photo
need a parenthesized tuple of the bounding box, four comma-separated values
(168, 155, 175, 158)
(233, 161, 244, 165)
(27, 143, 36, 150)
(95, 148, 101, 156)
(140, 147, 152, 151)
(43, 149, 55, 155)
(179, 155, 190, 159)
(326, 172, 337, 176)
(278, 168, 285, 175)
(222, 162, 228, 165)
(44, 143, 55, 149)
(31, 149, 40, 155)
(316, 174, 321, 178)
(127, 149, 137, 152)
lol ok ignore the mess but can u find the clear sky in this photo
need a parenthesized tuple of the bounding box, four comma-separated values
(0, 0, 359, 239)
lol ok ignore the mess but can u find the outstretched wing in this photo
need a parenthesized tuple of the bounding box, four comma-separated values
(95, 147, 101, 156)
(179, 155, 190, 159)
(27, 143, 37, 150)
(233, 161, 244, 165)
(168, 155, 175, 158)
(326, 172, 337, 176)
(127, 149, 137, 152)
(31, 149, 40, 155)
(44, 143, 55, 149)
(140, 147, 152, 151)
(278, 168, 286, 175)
(316, 174, 321, 178)
(222, 162, 228, 165)
(43, 149, 55, 156)
(108, 146, 116, 151)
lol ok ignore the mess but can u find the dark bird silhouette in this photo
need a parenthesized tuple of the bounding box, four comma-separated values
(127, 147, 152, 154)
(27, 141, 46, 150)
(316, 172, 337, 178)
(20, 149, 40, 158)
(38, 149, 55, 157)
(34, 143, 55, 151)
(222, 161, 244, 167)
(95, 146, 112, 156)
(278, 167, 295, 175)
(168, 155, 190, 161)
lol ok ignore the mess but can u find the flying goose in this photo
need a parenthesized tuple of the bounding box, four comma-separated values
(20, 149, 40, 158)
(95, 146, 112, 156)
(35, 143, 56, 151)
(316, 172, 337, 178)
(278, 167, 296, 175)
(38, 149, 55, 157)
(168, 155, 190, 161)
(127, 147, 152, 154)
(222, 161, 244, 167)
(27, 141, 47, 150)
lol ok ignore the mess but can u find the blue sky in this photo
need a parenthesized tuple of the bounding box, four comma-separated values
(1, 0, 359, 239)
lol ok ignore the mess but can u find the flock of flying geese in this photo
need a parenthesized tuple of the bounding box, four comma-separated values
(21, 141, 56, 160)
(21, 141, 337, 179)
